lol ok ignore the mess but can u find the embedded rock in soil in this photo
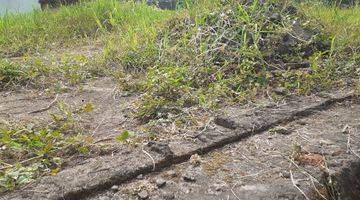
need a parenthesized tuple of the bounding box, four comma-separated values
(269, 12, 281, 23)
(155, 178, 166, 188)
(162, 192, 175, 200)
(110, 185, 119, 192)
(182, 172, 196, 182)
(138, 190, 149, 200)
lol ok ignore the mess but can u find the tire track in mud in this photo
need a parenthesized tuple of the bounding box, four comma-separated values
(1, 90, 356, 200)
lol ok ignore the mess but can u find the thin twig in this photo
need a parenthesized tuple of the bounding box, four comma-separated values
(142, 145, 156, 171)
(28, 94, 59, 114)
(290, 170, 310, 200)
(0, 155, 42, 171)
(230, 183, 241, 200)
(309, 174, 327, 200)
(346, 132, 360, 159)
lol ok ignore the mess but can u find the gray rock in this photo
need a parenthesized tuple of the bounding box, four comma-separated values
(273, 87, 287, 96)
(147, 141, 174, 159)
(162, 192, 175, 200)
(319, 139, 334, 146)
(110, 185, 119, 192)
(214, 117, 237, 129)
(297, 120, 308, 125)
(292, 20, 312, 41)
(182, 173, 196, 182)
(138, 190, 149, 199)
(269, 12, 281, 22)
(166, 170, 177, 177)
(280, 171, 291, 179)
(137, 174, 144, 180)
(213, 183, 225, 191)
(156, 178, 166, 188)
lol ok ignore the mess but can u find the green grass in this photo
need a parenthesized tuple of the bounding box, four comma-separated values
(0, 0, 173, 89)
(2, 0, 358, 121)
(0, 0, 359, 192)
(301, 3, 360, 51)
(119, 0, 353, 122)
(0, 0, 172, 57)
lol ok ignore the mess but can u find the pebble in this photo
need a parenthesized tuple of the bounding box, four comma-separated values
(182, 173, 196, 182)
(156, 178, 166, 188)
(137, 174, 144, 180)
(331, 149, 345, 156)
(166, 170, 177, 177)
(269, 12, 282, 22)
(110, 185, 119, 192)
(163, 192, 175, 200)
(297, 120, 308, 125)
(213, 183, 225, 191)
(273, 87, 287, 96)
(280, 171, 291, 179)
(189, 154, 202, 167)
(99, 197, 110, 200)
(138, 190, 149, 200)
(319, 139, 334, 146)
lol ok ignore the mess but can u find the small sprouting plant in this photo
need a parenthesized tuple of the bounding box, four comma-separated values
(0, 102, 95, 192)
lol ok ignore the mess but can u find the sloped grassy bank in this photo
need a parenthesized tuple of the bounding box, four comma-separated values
(119, 0, 360, 123)
(0, 0, 359, 193)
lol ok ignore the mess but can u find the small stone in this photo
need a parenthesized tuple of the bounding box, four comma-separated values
(162, 192, 175, 200)
(280, 172, 291, 179)
(189, 154, 202, 167)
(273, 87, 287, 96)
(166, 170, 177, 177)
(297, 120, 308, 125)
(111, 185, 119, 192)
(138, 190, 149, 200)
(342, 125, 350, 134)
(99, 197, 111, 200)
(137, 174, 144, 180)
(182, 173, 196, 182)
(180, 186, 191, 194)
(269, 12, 281, 22)
(156, 178, 166, 188)
(213, 183, 225, 191)
(319, 139, 334, 146)
(331, 149, 344, 156)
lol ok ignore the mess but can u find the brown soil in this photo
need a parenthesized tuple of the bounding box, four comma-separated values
(1, 87, 358, 200)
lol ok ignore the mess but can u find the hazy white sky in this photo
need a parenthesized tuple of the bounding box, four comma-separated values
(0, 0, 40, 15)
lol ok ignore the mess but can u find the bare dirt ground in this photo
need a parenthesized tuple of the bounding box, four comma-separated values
(89, 99, 360, 200)
(1, 78, 359, 200)
(0, 78, 135, 140)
